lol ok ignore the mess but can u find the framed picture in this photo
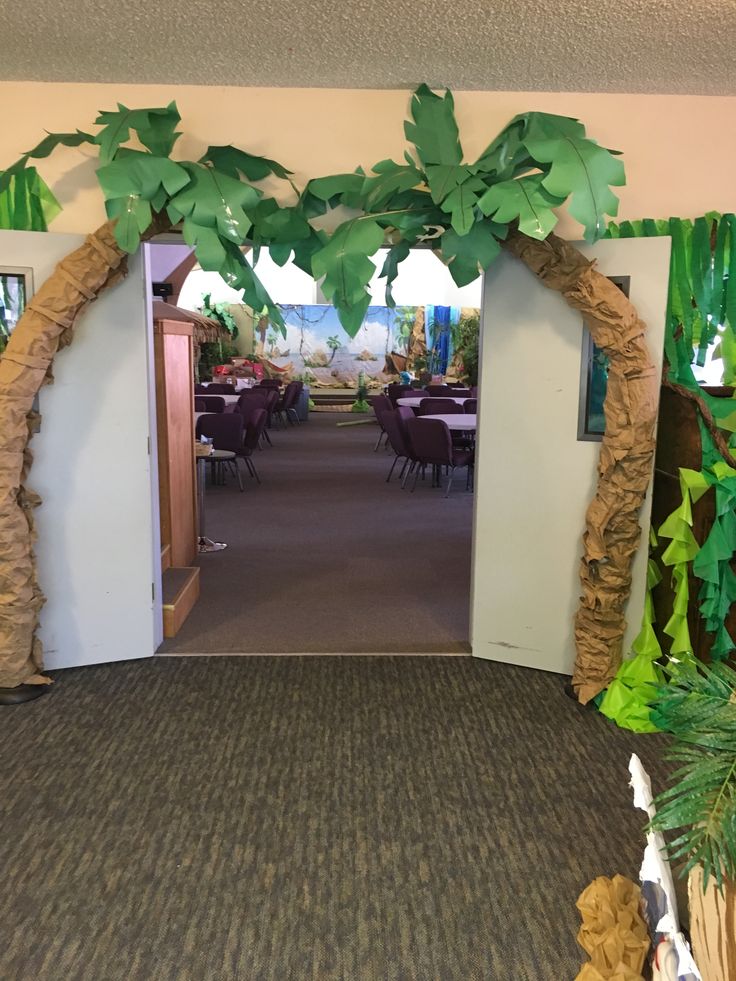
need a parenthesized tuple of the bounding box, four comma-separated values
(0, 265, 34, 351)
(577, 275, 631, 441)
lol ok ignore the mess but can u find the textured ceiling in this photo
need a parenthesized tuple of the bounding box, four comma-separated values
(4, 0, 735, 95)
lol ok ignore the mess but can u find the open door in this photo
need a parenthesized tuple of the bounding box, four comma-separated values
(0, 230, 161, 671)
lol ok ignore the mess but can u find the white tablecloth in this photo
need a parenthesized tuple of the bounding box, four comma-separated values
(420, 414, 477, 430)
(397, 396, 471, 407)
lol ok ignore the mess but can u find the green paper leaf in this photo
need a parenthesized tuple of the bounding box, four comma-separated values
(440, 221, 502, 287)
(199, 145, 292, 182)
(361, 159, 423, 210)
(404, 84, 463, 168)
(0, 167, 61, 232)
(473, 116, 534, 181)
(106, 194, 152, 253)
(0, 130, 95, 197)
(524, 117, 625, 242)
(477, 173, 565, 240)
(167, 163, 259, 243)
(311, 217, 385, 336)
(305, 172, 365, 210)
(441, 175, 487, 236)
(94, 102, 181, 164)
(379, 240, 411, 307)
(97, 151, 190, 207)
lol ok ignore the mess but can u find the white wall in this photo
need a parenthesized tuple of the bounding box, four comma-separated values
(471, 238, 671, 674)
(0, 231, 159, 670)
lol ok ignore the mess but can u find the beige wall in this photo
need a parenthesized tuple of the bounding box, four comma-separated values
(2, 82, 735, 237)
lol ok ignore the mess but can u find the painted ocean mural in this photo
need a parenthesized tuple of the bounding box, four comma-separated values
(260, 304, 419, 388)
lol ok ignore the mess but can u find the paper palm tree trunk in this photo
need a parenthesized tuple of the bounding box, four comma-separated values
(503, 230, 659, 703)
(0, 219, 128, 688)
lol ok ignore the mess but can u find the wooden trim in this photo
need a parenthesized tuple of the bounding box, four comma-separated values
(160, 542, 171, 572)
(162, 567, 200, 638)
(153, 318, 194, 337)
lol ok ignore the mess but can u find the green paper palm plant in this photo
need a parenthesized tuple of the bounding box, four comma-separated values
(650, 661, 736, 891)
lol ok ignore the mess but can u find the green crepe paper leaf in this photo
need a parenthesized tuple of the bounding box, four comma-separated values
(106, 195, 152, 253)
(523, 116, 625, 242)
(216, 239, 284, 332)
(199, 145, 292, 182)
(0, 167, 61, 231)
(182, 223, 227, 272)
(94, 102, 181, 164)
(250, 198, 312, 245)
(361, 159, 423, 210)
(726, 215, 736, 333)
(379, 240, 411, 308)
(167, 163, 259, 243)
(477, 173, 565, 240)
(424, 164, 471, 206)
(268, 242, 292, 267)
(404, 84, 463, 168)
(97, 151, 190, 208)
(290, 227, 327, 277)
(0, 130, 95, 197)
(440, 221, 502, 288)
(441, 175, 487, 236)
(473, 116, 535, 181)
(304, 172, 365, 211)
(311, 217, 385, 337)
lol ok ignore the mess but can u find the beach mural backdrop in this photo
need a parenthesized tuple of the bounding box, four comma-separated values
(258, 304, 420, 388)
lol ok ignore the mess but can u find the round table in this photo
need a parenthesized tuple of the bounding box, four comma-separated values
(196, 449, 234, 553)
(397, 396, 471, 408)
(420, 413, 477, 430)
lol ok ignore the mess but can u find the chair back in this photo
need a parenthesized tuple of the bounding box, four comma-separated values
(463, 398, 477, 414)
(237, 392, 269, 425)
(203, 383, 234, 395)
(244, 408, 268, 451)
(196, 395, 226, 413)
(372, 394, 392, 422)
(380, 409, 409, 457)
(426, 384, 451, 396)
(470, 386, 479, 399)
(418, 398, 463, 416)
(281, 381, 301, 410)
(194, 384, 209, 394)
(258, 379, 282, 389)
(449, 388, 471, 398)
(195, 412, 244, 453)
(194, 397, 207, 412)
(406, 418, 453, 467)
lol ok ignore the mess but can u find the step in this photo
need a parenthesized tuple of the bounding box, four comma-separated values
(162, 566, 200, 638)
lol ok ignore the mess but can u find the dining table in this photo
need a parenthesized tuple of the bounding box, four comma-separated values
(421, 413, 477, 431)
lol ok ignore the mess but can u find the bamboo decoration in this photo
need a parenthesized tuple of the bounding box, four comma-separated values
(503, 230, 659, 702)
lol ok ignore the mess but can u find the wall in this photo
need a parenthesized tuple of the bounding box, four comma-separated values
(471, 237, 671, 674)
(1, 82, 734, 238)
(0, 230, 160, 670)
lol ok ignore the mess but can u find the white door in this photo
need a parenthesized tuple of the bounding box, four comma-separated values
(470, 237, 671, 674)
(0, 230, 162, 670)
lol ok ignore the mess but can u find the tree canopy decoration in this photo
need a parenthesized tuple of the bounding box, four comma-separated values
(0, 84, 654, 703)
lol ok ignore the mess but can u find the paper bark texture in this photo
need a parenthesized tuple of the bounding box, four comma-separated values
(504, 231, 659, 703)
(0, 220, 127, 687)
(688, 867, 736, 981)
(574, 874, 649, 980)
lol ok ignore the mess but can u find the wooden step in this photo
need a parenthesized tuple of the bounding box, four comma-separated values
(162, 566, 200, 638)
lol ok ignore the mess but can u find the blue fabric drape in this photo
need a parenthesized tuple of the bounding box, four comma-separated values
(425, 305, 460, 374)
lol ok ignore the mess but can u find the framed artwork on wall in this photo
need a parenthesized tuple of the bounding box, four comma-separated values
(577, 275, 631, 441)
(0, 265, 34, 352)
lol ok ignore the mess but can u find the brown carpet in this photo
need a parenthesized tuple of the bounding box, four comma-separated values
(161, 412, 474, 654)
(1, 655, 671, 980)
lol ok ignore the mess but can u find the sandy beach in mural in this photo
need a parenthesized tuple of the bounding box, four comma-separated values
(259, 304, 418, 388)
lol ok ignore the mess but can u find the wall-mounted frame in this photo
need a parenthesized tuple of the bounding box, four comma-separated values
(577, 275, 631, 441)
(0, 265, 34, 350)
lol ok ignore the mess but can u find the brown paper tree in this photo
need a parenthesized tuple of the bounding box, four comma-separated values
(0, 87, 657, 703)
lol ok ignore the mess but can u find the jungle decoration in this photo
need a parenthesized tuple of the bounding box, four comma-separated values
(597, 214, 736, 732)
(0, 85, 653, 701)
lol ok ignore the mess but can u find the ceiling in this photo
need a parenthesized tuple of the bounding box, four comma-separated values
(4, 0, 735, 95)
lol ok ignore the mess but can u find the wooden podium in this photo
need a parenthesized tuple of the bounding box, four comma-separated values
(153, 315, 200, 637)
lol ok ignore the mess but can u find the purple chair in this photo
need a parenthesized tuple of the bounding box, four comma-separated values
(242, 408, 268, 483)
(371, 394, 392, 451)
(195, 395, 226, 413)
(380, 409, 414, 483)
(258, 378, 282, 389)
(417, 398, 463, 416)
(194, 384, 209, 394)
(463, 398, 477, 414)
(276, 381, 301, 427)
(470, 386, 479, 399)
(406, 418, 474, 497)
(426, 384, 452, 396)
(203, 382, 235, 395)
(195, 412, 246, 491)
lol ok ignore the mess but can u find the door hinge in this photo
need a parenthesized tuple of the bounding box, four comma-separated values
(147, 436, 151, 455)
(152, 582, 155, 601)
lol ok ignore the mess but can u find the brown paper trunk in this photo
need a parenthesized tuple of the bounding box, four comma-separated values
(0, 220, 128, 688)
(688, 867, 736, 980)
(503, 231, 659, 702)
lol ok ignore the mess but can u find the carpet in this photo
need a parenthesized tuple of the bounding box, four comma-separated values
(161, 412, 474, 655)
(1, 655, 671, 980)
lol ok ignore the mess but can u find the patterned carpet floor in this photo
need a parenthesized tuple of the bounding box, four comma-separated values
(1, 655, 671, 980)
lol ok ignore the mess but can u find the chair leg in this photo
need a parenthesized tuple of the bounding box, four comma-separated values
(233, 459, 244, 492)
(249, 459, 261, 484)
(287, 407, 300, 424)
(445, 466, 456, 498)
(374, 428, 385, 452)
(402, 460, 416, 489)
(262, 429, 272, 447)
(386, 454, 403, 482)
(411, 465, 421, 492)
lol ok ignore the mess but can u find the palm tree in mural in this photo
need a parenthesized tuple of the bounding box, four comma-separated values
(0, 85, 652, 702)
(326, 335, 340, 363)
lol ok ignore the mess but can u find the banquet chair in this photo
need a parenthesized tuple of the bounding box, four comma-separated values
(195, 412, 246, 491)
(405, 418, 474, 497)
(379, 409, 414, 483)
(371, 394, 392, 450)
(426, 384, 452, 396)
(203, 383, 234, 395)
(195, 395, 226, 413)
(241, 408, 268, 483)
(463, 398, 477, 414)
(275, 381, 301, 427)
(417, 398, 463, 416)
